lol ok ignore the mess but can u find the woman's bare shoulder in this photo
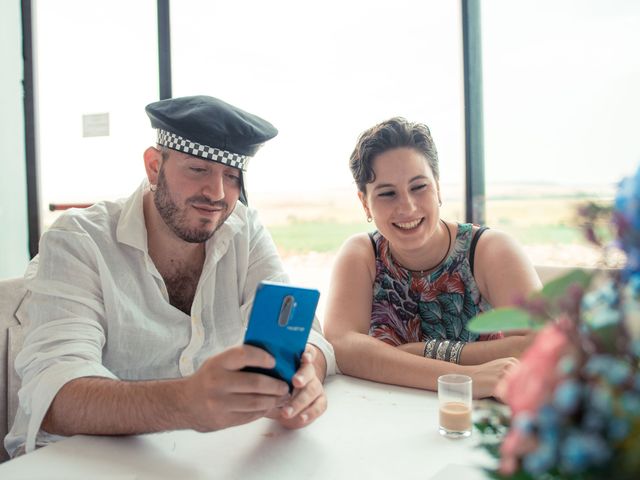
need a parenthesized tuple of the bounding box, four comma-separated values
(333, 232, 377, 277)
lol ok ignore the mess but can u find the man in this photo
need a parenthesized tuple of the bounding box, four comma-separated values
(5, 95, 335, 457)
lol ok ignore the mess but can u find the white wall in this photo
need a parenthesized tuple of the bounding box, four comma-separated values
(0, 0, 30, 278)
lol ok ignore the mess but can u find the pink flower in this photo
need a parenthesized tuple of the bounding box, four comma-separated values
(499, 428, 537, 475)
(496, 322, 570, 416)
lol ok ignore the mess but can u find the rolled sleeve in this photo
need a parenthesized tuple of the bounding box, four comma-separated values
(308, 326, 336, 377)
(6, 228, 117, 456)
(8, 313, 118, 455)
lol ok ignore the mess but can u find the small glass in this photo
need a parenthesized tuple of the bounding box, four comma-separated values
(438, 374, 472, 438)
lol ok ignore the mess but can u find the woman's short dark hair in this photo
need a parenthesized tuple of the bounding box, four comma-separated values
(349, 117, 439, 193)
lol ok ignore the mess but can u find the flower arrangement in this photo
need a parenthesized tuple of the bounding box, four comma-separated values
(469, 167, 640, 479)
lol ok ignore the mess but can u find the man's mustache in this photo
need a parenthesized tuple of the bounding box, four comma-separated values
(187, 196, 228, 210)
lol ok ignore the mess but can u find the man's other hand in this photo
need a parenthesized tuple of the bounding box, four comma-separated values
(266, 344, 328, 429)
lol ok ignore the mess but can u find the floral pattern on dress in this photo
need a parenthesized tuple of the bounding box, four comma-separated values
(369, 223, 501, 346)
(369, 299, 421, 346)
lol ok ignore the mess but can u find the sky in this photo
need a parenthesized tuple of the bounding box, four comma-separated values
(34, 0, 640, 209)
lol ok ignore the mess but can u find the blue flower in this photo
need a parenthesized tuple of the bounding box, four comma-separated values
(628, 272, 640, 294)
(523, 443, 556, 476)
(621, 392, 640, 416)
(585, 355, 630, 386)
(587, 384, 613, 415)
(512, 412, 535, 435)
(615, 166, 640, 275)
(606, 360, 631, 386)
(553, 379, 582, 414)
(607, 417, 630, 440)
(538, 428, 560, 450)
(627, 249, 640, 274)
(537, 404, 561, 431)
(581, 409, 606, 433)
(581, 283, 622, 333)
(560, 432, 611, 473)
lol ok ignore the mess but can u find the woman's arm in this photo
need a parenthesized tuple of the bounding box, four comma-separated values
(473, 228, 542, 308)
(397, 335, 535, 365)
(455, 228, 541, 363)
(323, 234, 518, 398)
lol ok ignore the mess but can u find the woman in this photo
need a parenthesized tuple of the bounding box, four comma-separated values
(324, 118, 541, 399)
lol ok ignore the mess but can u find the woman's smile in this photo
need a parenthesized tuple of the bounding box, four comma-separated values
(393, 218, 424, 230)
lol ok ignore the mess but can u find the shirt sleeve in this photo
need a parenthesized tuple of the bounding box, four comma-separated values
(7, 229, 118, 456)
(242, 209, 336, 377)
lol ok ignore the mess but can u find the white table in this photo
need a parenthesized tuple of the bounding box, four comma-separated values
(0, 375, 494, 479)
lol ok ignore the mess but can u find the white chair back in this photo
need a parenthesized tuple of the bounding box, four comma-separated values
(0, 278, 26, 463)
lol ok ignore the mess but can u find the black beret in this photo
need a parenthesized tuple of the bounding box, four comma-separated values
(145, 95, 278, 171)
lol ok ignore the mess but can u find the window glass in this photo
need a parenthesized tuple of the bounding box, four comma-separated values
(35, 0, 159, 229)
(482, 0, 640, 267)
(171, 0, 465, 307)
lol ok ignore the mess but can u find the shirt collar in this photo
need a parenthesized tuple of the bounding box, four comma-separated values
(116, 181, 149, 252)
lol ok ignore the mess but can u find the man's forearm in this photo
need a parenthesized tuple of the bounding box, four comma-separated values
(42, 376, 192, 436)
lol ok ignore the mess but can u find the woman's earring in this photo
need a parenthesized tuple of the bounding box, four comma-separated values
(367, 216, 373, 223)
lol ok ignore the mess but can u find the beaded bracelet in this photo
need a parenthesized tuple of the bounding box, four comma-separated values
(423, 338, 466, 364)
(423, 338, 438, 358)
(449, 340, 465, 364)
(435, 340, 450, 362)
(445, 339, 455, 361)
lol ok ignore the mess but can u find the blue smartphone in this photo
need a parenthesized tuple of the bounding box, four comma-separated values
(243, 281, 320, 389)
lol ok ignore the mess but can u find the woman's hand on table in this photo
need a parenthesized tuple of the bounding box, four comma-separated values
(466, 357, 520, 401)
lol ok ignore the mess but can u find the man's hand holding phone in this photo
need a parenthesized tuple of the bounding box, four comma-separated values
(242, 282, 328, 428)
(183, 345, 291, 432)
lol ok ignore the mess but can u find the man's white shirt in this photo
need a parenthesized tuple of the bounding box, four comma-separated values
(5, 181, 335, 457)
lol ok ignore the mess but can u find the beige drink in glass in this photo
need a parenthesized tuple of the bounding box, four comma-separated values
(437, 374, 472, 438)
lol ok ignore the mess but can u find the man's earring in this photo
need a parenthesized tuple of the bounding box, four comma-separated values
(150, 184, 157, 192)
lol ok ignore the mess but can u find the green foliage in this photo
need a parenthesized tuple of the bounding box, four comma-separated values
(541, 269, 592, 304)
(468, 308, 537, 333)
(267, 220, 370, 253)
(469, 269, 594, 333)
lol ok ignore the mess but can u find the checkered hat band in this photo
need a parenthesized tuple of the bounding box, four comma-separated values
(157, 129, 250, 171)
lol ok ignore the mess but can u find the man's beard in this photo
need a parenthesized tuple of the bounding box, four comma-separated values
(153, 168, 230, 243)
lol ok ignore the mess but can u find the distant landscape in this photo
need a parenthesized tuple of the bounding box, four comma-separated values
(42, 182, 620, 266)
(251, 183, 623, 318)
(252, 182, 620, 264)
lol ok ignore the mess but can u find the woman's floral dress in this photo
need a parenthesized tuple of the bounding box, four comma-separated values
(368, 223, 503, 346)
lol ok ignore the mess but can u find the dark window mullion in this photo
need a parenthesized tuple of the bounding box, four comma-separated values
(461, 0, 486, 225)
(23, 0, 40, 258)
(157, 0, 172, 100)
